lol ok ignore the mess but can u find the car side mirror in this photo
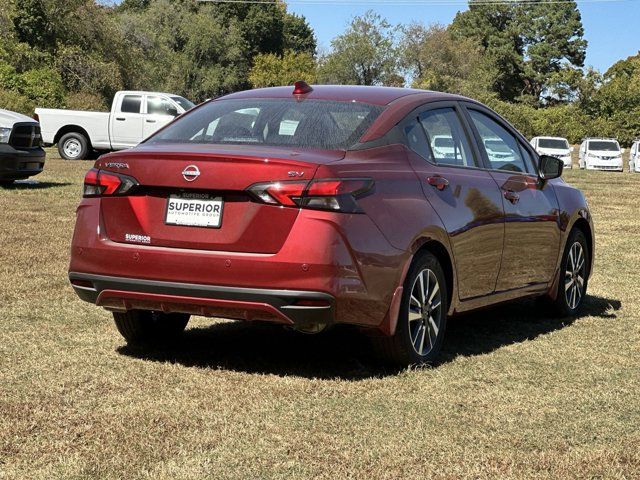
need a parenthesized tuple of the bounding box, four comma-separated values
(167, 106, 179, 117)
(539, 155, 563, 180)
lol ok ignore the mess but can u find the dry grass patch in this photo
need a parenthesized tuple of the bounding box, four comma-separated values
(0, 152, 639, 479)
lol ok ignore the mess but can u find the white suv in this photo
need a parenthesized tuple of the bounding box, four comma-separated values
(630, 140, 640, 173)
(579, 138, 624, 171)
(531, 136, 573, 168)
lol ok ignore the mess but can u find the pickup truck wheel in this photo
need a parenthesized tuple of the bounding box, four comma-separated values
(58, 132, 89, 160)
(113, 310, 190, 346)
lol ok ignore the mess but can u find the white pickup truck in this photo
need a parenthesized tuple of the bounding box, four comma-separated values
(35, 91, 195, 160)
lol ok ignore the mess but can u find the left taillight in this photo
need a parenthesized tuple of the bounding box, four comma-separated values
(83, 168, 139, 197)
(247, 178, 373, 213)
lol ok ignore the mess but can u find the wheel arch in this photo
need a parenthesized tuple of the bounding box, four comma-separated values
(414, 239, 455, 312)
(377, 237, 456, 336)
(54, 125, 92, 148)
(571, 216, 593, 277)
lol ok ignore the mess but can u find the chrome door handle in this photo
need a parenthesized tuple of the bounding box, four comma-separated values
(426, 176, 449, 191)
(503, 190, 520, 204)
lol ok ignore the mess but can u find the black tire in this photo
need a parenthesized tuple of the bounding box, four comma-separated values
(0, 180, 15, 187)
(374, 252, 449, 366)
(58, 132, 89, 160)
(551, 228, 590, 316)
(113, 310, 190, 346)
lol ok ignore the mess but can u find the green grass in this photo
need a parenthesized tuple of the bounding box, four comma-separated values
(0, 150, 638, 479)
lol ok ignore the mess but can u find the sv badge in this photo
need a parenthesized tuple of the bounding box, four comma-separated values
(288, 171, 305, 178)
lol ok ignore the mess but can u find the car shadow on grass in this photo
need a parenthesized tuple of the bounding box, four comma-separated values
(117, 295, 621, 380)
(1, 180, 72, 189)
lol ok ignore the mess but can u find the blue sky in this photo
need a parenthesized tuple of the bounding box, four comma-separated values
(287, 1, 639, 72)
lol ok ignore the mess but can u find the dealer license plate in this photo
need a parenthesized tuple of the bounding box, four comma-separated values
(165, 194, 223, 228)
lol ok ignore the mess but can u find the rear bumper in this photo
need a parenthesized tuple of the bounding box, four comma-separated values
(69, 199, 407, 331)
(0, 145, 46, 180)
(70, 272, 335, 329)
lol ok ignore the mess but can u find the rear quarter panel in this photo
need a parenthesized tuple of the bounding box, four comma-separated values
(314, 145, 455, 321)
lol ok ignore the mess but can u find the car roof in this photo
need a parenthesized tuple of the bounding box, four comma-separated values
(535, 136, 569, 141)
(220, 85, 465, 106)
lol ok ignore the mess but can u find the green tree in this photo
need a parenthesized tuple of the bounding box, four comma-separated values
(318, 11, 399, 86)
(12, 0, 56, 52)
(451, 0, 587, 104)
(592, 53, 640, 116)
(283, 13, 316, 54)
(400, 23, 493, 98)
(249, 50, 317, 88)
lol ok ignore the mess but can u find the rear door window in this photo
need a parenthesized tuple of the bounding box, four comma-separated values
(121, 95, 142, 114)
(417, 108, 478, 167)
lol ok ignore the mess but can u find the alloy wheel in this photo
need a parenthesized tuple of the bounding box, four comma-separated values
(565, 241, 586, 310)
(408, 269, 442, 356)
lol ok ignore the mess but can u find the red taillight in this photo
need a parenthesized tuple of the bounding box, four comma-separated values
(247, 178, 373, 213)
(83, 168, 138, 197)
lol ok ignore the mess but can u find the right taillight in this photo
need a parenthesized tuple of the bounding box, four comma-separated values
(247, 178, 373, 213)
(83, 168, 138, 197)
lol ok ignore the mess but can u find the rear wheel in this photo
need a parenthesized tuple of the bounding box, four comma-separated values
(58, 132, 89, 160)
(375, 252, 448, 366)
(552, 229, 589, 316)
(0, 180, 14, 187)
(113, 310, 190, 345)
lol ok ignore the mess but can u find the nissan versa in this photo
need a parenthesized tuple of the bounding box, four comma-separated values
(69, 84, 594, 365)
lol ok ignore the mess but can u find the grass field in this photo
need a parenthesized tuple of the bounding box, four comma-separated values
(1, 151, 639, 479)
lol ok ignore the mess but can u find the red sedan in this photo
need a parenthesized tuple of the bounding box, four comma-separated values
(69, 83, 594, 365)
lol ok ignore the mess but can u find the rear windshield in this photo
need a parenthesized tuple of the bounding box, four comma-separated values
(539, 138, 569, 150)
(147, 98, 384, 150)
(588, 141, 619, 151)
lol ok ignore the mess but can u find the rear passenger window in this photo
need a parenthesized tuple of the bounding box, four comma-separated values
(468, 110, 530, 174)
(418, 108, 477, 167)
(121, 96, 142, 114)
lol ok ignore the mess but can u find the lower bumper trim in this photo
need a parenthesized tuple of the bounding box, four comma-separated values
(69, 272, 336, 327)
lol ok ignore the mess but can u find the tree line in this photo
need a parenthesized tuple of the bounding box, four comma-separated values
(1, 0, 639, 144)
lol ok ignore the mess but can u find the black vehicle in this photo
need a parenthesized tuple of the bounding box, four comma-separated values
(0, 109, 46, 185)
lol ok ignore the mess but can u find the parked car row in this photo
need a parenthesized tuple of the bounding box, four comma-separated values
(2, 90, 640, 188)
(531, 135, 639, 173)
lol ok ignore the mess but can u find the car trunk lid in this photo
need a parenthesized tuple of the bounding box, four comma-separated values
(96, 144, 345, 254)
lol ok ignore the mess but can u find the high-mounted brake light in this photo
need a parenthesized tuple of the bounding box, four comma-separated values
(83, 168, 139, 197)
(293, 81, 313, 95)
(247, 178, 373, 213)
